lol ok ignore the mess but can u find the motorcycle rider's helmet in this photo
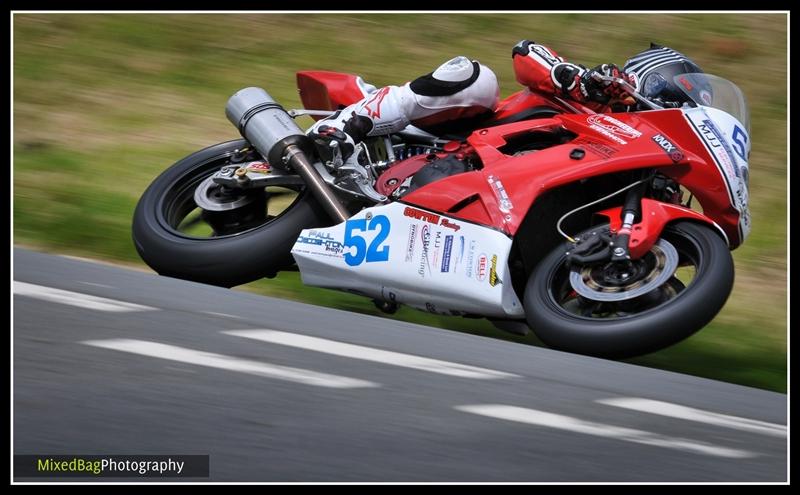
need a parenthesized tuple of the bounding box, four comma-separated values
(623, 43, 711, 108)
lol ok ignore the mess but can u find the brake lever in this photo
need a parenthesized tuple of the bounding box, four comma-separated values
(591, 73, 664, 110)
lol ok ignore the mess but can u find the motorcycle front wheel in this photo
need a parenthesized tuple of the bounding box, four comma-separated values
(523, 221, 734, 359)
(132, 139, 330, 287)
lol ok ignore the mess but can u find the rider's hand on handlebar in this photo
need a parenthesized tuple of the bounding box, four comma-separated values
(309, 125, 355, 165)
(581, 64, 637, 106)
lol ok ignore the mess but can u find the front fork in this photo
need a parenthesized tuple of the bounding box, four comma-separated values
(567, 181, 646, 265)
(568, 182, 725, 263)
(610, 181, 647, 261)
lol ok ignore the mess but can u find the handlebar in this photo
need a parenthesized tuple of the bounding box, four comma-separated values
(590, 73, 664, 111)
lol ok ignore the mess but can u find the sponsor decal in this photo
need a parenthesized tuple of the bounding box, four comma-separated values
(487, 175, 514, 213)
(699, 89, 713, 106)
(685, 110, 750, 241)
(573, 138, 618, 159)
(403, 206, 441, 225)
(651, 134, 685, 163)
(417, 225, 432, 277)
(628, 72, 639, 91)
(245, 161, 270, 173)
(361, 86, 390, 119)
(440, 218, 461, 232)
(488, 254, 502, 287)
(698, 119, 739, 178)
(531, 44, 560, 66)
(586, 115, 642, 145)
(324, 240, 344, 254)
(404, 224, 417, 262)
(296, 230, 344, 257)
(475, 253, 488, 282)
(432, 231, 443, 269)
(453, 236, 465, 272)
(441, 235, 453, 273)
(465, 240, 477, 278)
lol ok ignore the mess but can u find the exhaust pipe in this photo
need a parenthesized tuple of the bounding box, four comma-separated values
(225, 87, 349, 223)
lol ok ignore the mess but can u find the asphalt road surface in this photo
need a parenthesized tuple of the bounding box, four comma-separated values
(13, 248, 787, 482)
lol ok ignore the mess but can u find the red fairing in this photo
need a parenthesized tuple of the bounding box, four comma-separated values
(488, 89, 562, 122)
(401, 109, 741, 249)
(296, 71, 366, 119)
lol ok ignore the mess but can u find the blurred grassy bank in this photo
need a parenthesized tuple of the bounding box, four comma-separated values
(13, 13, 787, 392)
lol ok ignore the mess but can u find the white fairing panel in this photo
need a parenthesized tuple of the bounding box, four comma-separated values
(683, 106, 752, 241)
(291, 202, 524, 318)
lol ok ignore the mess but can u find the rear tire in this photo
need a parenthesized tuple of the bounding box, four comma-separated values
(523, 221, 734, 358)
(132, 139, 330, 287)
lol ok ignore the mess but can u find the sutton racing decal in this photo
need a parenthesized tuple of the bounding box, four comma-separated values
(440, 218, 461, 232)
(404, 206, 440, 224)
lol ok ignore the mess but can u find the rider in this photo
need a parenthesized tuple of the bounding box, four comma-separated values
(309, 41, 706, 161)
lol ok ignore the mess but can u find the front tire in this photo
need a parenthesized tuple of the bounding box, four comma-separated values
(132, 139, 330, 287)
(523, 221, 734, 358)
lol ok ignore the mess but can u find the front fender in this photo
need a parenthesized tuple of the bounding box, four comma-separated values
(596, 199, 729, 259)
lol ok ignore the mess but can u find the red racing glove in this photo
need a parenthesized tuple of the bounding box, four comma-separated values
(580, 64, 637, 106)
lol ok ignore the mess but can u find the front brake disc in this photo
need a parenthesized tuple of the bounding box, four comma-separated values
(568, 238, 679, 302)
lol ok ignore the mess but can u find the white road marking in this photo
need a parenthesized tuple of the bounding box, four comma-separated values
(224, 330, 519, 380)
(79, 281, 113, 289)
(82, 339, 379, 389)
(14, 281, 155, 312)
(596, 398, 787, 438)
(203, 311, 244, 319)
(455, 404, 757, 459)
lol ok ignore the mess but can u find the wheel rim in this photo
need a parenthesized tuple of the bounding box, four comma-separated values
(156, 147, 307, 240)
(548, 227, 703, 320)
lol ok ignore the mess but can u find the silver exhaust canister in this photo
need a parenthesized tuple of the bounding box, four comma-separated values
(225, 87, 349, 222)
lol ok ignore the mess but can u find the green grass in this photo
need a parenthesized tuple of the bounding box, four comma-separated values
(13, 13, 787, 393)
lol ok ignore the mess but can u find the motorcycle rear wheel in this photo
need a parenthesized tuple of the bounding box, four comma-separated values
(132, 139, 330, 287)
(523, 221, 734, 358)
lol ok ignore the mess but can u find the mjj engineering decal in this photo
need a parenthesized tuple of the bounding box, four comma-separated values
(684, 108, 751, 241)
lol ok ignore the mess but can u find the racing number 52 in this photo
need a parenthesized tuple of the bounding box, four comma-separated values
(344, 215, 390, 266)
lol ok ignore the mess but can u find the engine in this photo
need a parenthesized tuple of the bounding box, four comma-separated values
(375, 141, 477, 199)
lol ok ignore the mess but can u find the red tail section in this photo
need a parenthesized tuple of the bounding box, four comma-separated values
(296, 71, 367, 120)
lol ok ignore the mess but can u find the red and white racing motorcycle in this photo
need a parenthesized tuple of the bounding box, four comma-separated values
(133, 68, 751, 358)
